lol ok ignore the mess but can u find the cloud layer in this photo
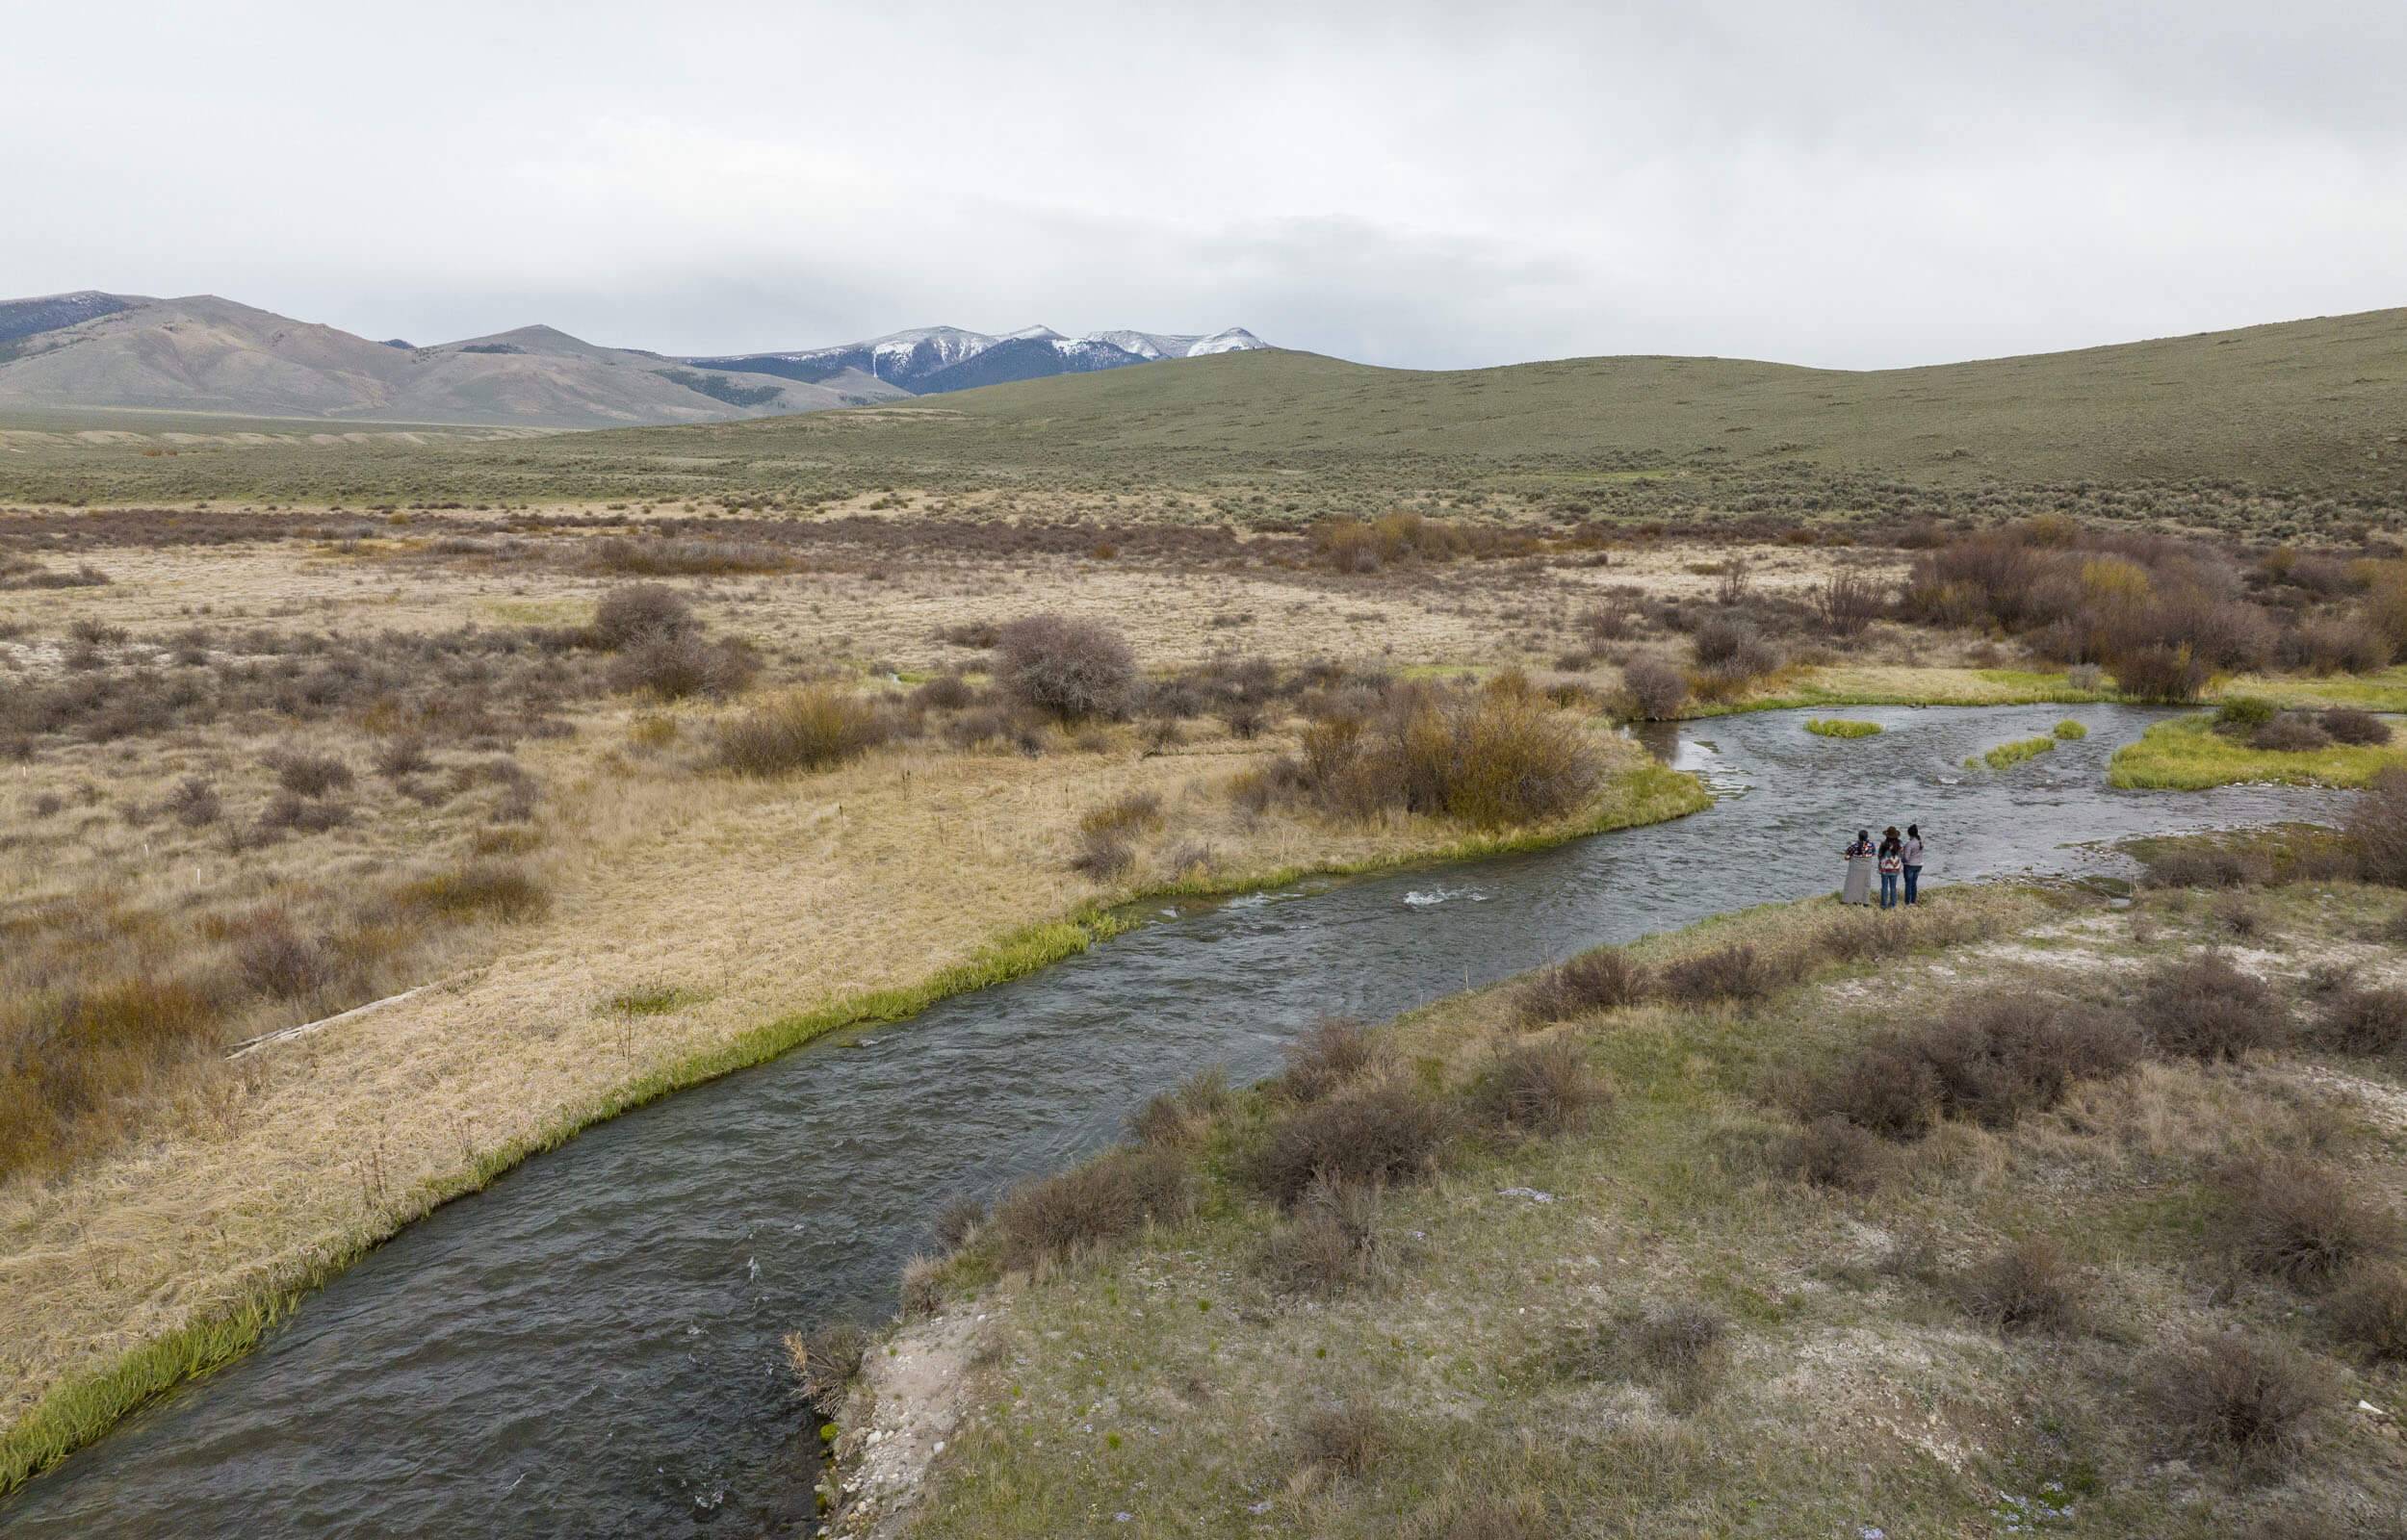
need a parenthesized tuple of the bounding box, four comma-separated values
(5, 0, 2399, 369)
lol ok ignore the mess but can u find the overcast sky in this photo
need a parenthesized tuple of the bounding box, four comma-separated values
(5, 1, 2400, 371)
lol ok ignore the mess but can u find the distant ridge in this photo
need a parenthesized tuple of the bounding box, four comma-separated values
(0, 294, 1272, 426)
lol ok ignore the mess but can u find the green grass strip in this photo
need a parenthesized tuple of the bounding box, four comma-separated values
(1803, 718, 1882, 738)
(1966, 736, 2058, 771)
(0, 759, 1711, 1498)
(2107, 714, 2407, 790)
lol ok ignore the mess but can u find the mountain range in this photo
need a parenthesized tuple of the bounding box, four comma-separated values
(686, 324, 1263, 396)
(0, 292, 1268, 428)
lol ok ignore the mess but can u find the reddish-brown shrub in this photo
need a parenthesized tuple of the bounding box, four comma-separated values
(1514, 949, 1646, 1024)
(2318, 706, 2393, 746)
(1957, 1237, 2088, 1332)
(2143, 1330, 2330, 1477)
(994, 614, 1137, 719)
(2214, 1156, 2399, 1288)
(589, 583, 694, 648)
(1464, 1036, 1608, 1135)
(1245, 1083, 1448, 1207)
(1655, 943, 1792, 1006)
(2330, 1262, 2407, 1362)
(2136, 952, 2282, 1061)
(1618, 657, 1689, 721)
(990, 1145, 1192, 1270)
(2349, 767, 2407, 886)
(1279, 1017, 1388, 1102)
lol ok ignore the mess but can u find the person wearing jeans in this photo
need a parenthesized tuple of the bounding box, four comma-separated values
(1876, 827, 1903, 910)
(1902, 823, 1926, 904)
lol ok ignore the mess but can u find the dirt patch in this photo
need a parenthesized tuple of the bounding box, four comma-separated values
(829, 1309, 985, 1538)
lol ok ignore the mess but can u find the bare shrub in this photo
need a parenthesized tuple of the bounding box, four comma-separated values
(589, 583, 694, 648)
(164, 776, 220, 828)
(2112, 643, 2209, 702)
(714, 687, 890, 776)
(1560, 1301, 1729, 1412)
(910, 672, 976, 711)
(1464, 1036, 1608, 1136)
(2143, 1330, 2329, 1477)
(1069, 829, 1133, 880)
(1618, 656, 1689, 721)
(234, 921, 337, 1000)
(1514, 948, 1646, 1024)
(2348, 767, 2407, 886)
(1279, 1016, 1389, 1103)
(608, 630, 758, 701)
(1128, 1067, 1234, 1147)
(374, 736, 432, 779)
(2315, 987, 2407, 1060)
(2213, 892, 2269, 939)
(1814, 569, 1887, 635)
(1957, 1237, 2087, 1332)
(258, 792, 350, 834)
(1654, 943, 1792, 1006)
(272, 752, 353, 798)
(1796, 997, 2137, 1140)
(1295, 1398, 1386, 1476)
(1692, 615, 1752, 666)
(990, 1145, 1192, 1271)
(2214, 1155, 2398, 1289)
(2136, 952, 2282, 1061)
(1913, 999, 2142, 1128)
(1259, 1177, 1383, 1296)
(2330, 1262, 2407, 1362)
(1783, 1114, 1888, 1190)
(1245, 1083, 1448, 1207)
(2138, 843, 2268, 889)
(2250, 714, 2333, 753)
(994, 614, 1136, 719)
(784, 1320, 867, 1417)
(2318, 706, 2393, 746)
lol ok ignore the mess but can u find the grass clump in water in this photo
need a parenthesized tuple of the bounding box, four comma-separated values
(1966, 735, 2057, 771)
(2053, 718, 2088, 739)
(1804, 718, 1881, 738)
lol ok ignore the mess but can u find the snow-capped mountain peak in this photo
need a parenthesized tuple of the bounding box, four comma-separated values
(682, 321, 1269, 398)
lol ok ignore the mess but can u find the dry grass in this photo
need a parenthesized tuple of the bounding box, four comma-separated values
(0, 598, 1695, 1477)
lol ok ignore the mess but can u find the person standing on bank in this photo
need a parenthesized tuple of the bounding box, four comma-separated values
(1841, 829, 1876, 906)
(1877, 827, 1904, 910)
(1902, 823, 1927, 905)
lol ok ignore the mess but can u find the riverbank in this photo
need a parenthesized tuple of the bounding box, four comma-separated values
(0, 732, 1704, 1499)
(839, 879, 2407, 1538)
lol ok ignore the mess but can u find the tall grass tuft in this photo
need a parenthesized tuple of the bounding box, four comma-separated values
(714, 686, 892, 776)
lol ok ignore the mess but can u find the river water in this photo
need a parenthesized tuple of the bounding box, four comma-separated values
(2, 705, 2357, 1538)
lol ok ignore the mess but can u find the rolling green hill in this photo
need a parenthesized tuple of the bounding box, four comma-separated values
(4, 307, 2401, 525)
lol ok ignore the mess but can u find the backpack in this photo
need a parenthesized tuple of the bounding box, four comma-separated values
(1878, 853, 1902, 874)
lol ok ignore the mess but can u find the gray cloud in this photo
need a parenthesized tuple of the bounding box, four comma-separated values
(3, 0, 2398, 369)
